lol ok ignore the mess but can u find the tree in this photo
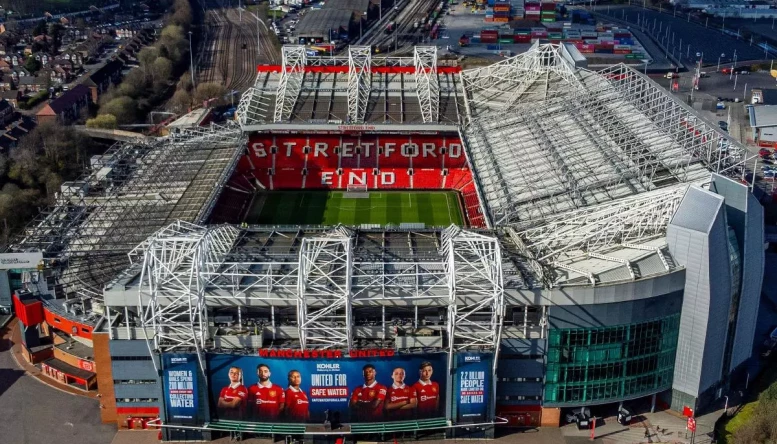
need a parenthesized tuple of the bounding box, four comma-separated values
(150, 57, 173, 85)
(168, 89, 192, 114)
(24, 57, 41, 74)
(116, 69, 147, 98)
(32, 20, 46, 36)
(138, 46, 160, 73)
(159, 25, 188, 64)
(86, 114, 118, 129)
(99, 96, 137, 124)
(194, 82, 227, 104)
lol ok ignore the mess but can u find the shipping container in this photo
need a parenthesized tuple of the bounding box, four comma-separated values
(514, 34, 531, 43)
(594, 47, 613, 53)
(481, 36, 498, 43)
(486, 44, 501, 50)
(540, 17, 555, 22)
(614, 49, 631, 54)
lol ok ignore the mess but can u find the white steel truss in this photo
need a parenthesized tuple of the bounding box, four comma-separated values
(136, 221, 240, 370)
(297, 226, 354, 350)
(273, 45, 306, 123)
(511, 184, 689, 265)
(460, 43, 584, 115)
(463, 57, 752, 227)
(414, 46, 440, 123)
(347, 46, 371, 124)
(441, 226, 504, 358)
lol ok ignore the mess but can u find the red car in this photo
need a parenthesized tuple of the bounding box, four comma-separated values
(760, 148, 773, 158)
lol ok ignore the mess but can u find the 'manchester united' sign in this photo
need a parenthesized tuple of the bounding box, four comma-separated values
(258, 348, 396, 359)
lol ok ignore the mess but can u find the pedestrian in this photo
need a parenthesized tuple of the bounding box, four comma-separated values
(645, 429, 650, 439)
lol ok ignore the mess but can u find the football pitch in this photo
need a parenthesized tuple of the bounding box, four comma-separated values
(246, 191, 465, 227)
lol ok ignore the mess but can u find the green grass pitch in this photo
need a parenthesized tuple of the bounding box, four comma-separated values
(246, 191, 465, 227)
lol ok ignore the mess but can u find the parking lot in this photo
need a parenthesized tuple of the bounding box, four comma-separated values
(595, 5, 771, 67)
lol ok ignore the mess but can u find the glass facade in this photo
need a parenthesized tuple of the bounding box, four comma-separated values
(544, 314, 680, 405)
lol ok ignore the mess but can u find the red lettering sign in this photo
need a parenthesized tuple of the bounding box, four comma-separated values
(256, 349, 390, 359)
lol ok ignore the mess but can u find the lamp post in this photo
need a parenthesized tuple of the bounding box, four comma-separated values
(717, 53, 725, 72)
(730, 49, 737, 80)
(188, 31, 195, 89)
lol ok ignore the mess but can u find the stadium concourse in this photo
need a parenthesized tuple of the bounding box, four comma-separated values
(4, 43, 765, 442)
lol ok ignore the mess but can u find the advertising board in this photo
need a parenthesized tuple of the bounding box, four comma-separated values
(207, 352, 447, 424)
(455, 353, 493, 423)
(0, 252, 43, 270)
(162, 354, 200, 425)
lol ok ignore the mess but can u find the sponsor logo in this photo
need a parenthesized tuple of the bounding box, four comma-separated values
(316, 363, 340, 371)
(170, 357, 188, 363)
(464, 356, 481, 362)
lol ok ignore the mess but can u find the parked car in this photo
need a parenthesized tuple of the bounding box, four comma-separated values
(718, 120, 728, 131)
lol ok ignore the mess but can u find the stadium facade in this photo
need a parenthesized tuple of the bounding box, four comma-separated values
(5, 43, 765, 440)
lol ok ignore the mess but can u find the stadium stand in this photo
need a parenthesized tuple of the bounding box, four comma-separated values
(234, 134, 486, 226)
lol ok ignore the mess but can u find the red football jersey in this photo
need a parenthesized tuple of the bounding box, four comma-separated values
(248, 383, 285, 420)
(218, 384, 248, 420)
(350, 382, 387, 422)
(413, 380, 440, 418)
(284, 387, 309, 421)
(386, 384, 417, 420)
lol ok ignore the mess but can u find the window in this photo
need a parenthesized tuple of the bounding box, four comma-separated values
(54, 317, 61, 323)
(112, 356, 153, 361)
(81, 327, 90, 333)
(544, 314, 680, 405)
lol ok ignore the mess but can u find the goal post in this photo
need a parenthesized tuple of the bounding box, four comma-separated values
(346, 184, 369, 193)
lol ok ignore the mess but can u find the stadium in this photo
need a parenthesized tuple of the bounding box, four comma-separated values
(6, 43, 765, 441)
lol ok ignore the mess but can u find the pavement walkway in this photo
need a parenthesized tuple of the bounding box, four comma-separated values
(561, 406, 729, 444)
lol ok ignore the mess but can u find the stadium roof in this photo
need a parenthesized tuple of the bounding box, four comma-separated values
(11, 123, 244, 300)
(12, 44, 757, 307)
(295, 9, 353, 37)
(460, 44, 753, 227)
(238, 46, 463, 129)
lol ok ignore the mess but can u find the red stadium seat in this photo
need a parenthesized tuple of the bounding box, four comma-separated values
(413, 169, 444, 189)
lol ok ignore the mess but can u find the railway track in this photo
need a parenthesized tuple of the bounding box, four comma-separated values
(194, 0, 280, 94)
(369, 0, 442, 53)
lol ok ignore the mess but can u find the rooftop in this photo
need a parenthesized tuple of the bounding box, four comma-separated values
(750, 105, 777, 128)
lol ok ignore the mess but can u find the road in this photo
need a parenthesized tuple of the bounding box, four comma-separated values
(0, 322, 116, 444)
(194, 0, 280, 94)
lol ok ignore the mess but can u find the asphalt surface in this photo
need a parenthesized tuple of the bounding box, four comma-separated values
(594, 6, 769, 66)
(0, 330, 116, 444)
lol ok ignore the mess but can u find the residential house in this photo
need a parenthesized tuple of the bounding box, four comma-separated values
(82, 60, 123, 103)
(33, 52, 51, 67)
(36, 84, 90, 124)
(0, 99, 15, 125)
(1, 90, 21, 108)
(0, 74, 14, 91)
(0, 116, 35, 150)
(18, 75, 48, 94)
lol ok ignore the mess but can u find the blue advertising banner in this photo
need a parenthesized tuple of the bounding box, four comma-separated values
(162, 354, 200, 425)
(206, 352, 447, 423)
(455, 353, 492, 423)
